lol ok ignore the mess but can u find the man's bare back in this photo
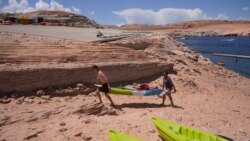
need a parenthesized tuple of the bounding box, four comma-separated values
(92, 65, 115, 106)
(97, 71, 108, 84)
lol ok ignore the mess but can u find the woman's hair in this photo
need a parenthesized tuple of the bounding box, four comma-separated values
(92, 65, 99, 70)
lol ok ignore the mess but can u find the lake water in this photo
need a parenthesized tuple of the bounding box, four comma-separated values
(179, 36, 250, 78)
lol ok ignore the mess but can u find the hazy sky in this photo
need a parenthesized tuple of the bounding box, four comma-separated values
(0, 0, 249, 25)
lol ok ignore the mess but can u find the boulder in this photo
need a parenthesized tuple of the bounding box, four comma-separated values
(41, 95, 51, 101)
(0, 99, 11, 104)
(59, 128, 68, 132)
(82, 135, 92, 140)
(55, 89, 78, 96)
(23, 133, 38, 140)
(77, 84, 87, 89)
(171, 50, 184, 56)
(74, 132, 82, 137)
(185, 53, 198, 62)
(36, 90, 45, 96)
(60, 122, 66, 126)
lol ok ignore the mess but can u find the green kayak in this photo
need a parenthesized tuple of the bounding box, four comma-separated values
(151, 117, 229, 141)
(95, 84, 133, 95)
(95, 84, 163, 96)
(109, 87, 133, 96)
(108, 130, 142, 141)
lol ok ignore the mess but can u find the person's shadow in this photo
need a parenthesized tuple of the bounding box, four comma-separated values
(114, 102, 184, 110)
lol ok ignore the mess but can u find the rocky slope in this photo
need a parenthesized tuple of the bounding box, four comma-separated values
(119, 20, 250, 36)
(0, 10, 101, 28)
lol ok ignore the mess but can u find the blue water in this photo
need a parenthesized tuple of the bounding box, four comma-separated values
(179, 36, 250, 78)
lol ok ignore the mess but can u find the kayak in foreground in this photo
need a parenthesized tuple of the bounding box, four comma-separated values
(151, 117, 230, 141)
(108, 130, 142, 141)
(95, 84, 163, 96)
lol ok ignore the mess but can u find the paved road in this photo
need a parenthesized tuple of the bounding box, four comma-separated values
(0, 25, 124, 42)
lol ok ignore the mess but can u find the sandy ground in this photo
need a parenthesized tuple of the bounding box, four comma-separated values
(0, 26, 250, 141)
(0, 25, 126, 42)
(0, 58, 249, 141)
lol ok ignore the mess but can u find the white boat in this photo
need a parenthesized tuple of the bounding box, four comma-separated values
(223, 38, 235, 42)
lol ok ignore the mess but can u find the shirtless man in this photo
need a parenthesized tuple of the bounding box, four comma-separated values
(159, 71, 177, 106)
(92, 65, 115, 106)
